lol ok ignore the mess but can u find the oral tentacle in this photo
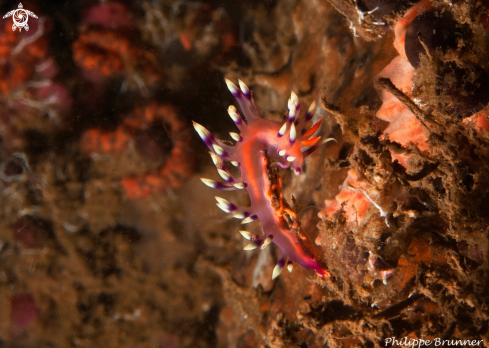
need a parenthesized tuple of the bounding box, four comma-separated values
(301, 136, 321, 147)
(270, 161, 291, 169)
(301, 138, 336, 157)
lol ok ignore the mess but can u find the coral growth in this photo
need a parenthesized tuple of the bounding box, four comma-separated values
(323, 169, 371, 225)
(315, 0, 489, 345)
(142, 2, 237, 69)
(0, 7, 71, 153)
(374, 1, 432, 168)
(81, 102, 194, 198)
(73, 2, 160, 89)
(0, 14, 49, 94)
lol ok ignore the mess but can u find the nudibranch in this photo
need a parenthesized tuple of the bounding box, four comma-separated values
(193, 79, 333, 279)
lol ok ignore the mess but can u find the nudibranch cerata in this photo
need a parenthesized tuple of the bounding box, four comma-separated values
(193, 79, 333, 279)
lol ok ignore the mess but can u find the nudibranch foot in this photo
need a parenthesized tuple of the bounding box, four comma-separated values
(194, 78, 333, 280)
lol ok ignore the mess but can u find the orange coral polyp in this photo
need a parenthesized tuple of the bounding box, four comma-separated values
(463, 110, 489, 133)
(81, 103, 194, 198)
(0, 17, 50, 94)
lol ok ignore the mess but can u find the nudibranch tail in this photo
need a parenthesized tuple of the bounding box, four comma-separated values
(194, 79, 332, 280)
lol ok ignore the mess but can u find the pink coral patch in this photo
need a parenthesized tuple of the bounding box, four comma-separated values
(83, 2, 134, 29)
(10, 294, 39, 335)
(35, 82, 73, 111)
(324, 169, 371, 224)
(376, 9, 430, 167)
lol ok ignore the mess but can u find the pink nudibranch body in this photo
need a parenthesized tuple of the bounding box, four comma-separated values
(193, 79, 332, 279)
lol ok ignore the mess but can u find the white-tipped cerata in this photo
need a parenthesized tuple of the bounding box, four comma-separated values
(231, 161, 240, 167)
(278, 149, 286, 156)
(272, 264, 283, 280)
(307, 100, 316, 114)
(229, 132, 241, 142)
(244, 243, 257, 250)
(215, 196, 231, 208)
(286, 156, 296, 162)
(238, 79, 250, 95)
(289, 123, 297, 143)
(201, 178, 216, 188)
(209, 152, 219, 166)
(287, 263, 294, 273)
(278, 122, 287, 137)
(241, 215, 256, 224)
(216, 202, 231, 213)
(217, 169, 231, 182)
(228, 105, 240, 123)
(233, 182, 245, 189)
(232, 212, 246, 219)
(225, 78, 239, 95)
(261, 236, 273, 250)
(212, 144, 225, 156)
(240, 231, 252, 240)
(193, 121, 210, 141)
(288, 99, 296, 120)
(291, 91, 299, 106)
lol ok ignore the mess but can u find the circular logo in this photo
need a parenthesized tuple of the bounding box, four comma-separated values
(13, 9, 28, 28)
